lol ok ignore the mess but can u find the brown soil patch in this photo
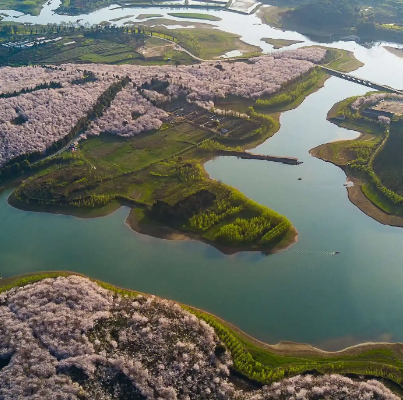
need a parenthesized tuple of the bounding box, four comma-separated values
(346, 176, 403, 227)
(137, 42, 175, 58)
(384, 45, 403, 58)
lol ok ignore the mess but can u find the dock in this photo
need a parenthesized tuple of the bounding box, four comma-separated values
(216, 150, 301, 165)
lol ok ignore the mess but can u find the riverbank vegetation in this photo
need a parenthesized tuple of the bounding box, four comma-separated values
(311, 92, 403, 223)
(215, 48, 362, 117)
(1, 272, 403, 399)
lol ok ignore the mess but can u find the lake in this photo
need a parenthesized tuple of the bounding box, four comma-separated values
(1, 1, 403, 351)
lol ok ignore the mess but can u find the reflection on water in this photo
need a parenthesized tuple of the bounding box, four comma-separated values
(1, 1, 403, 350)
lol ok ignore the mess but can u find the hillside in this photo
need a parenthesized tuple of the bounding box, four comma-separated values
(0, 273, 402, 399)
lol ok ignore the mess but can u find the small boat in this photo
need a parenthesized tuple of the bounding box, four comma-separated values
(334, 251, 340, 255)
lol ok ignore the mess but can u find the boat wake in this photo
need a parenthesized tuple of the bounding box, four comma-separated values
(287, 249, 340, 256)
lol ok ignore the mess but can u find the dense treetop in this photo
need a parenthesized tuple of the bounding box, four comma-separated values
(0, 275, 400, 399)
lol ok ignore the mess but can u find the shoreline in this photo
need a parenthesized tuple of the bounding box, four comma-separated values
(4, 48, 362, 254)
(309, 148, 403, 227)
(125, 205, 299, 255)
(1, 270, 403, 359)
(310, 115, 403, 228)
(7, 188, 298, 255)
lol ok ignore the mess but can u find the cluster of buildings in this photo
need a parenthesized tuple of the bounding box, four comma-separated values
(1, 36, 62, 49)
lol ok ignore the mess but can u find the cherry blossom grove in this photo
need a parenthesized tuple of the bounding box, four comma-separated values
(351, 92, 403, 110)
(84, 86, 169, 138)
(0, 47, 327, 167)
(0, 80, 113, 166)
(78, 47, 327, 105)
(0, 275, 400, 400)
(0, 65, 85, 94)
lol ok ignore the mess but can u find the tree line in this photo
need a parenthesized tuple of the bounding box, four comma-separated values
(0, 76, 131, 182)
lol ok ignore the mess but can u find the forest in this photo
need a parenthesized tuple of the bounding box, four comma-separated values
(1, 272, 402, 400)
(290, 0, 360, 29)
(265, 0, 403, 42)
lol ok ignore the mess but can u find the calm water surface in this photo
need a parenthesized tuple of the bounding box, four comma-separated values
(1, 4, 403, 350)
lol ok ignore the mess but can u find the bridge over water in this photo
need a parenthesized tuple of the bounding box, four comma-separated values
(321, 66, 403, 94)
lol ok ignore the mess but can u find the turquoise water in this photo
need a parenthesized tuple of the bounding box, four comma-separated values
(2, 73, 403, 350)
(1, 4, 403, 350)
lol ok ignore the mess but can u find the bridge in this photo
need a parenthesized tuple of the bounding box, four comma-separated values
(321, 66, 403, 95)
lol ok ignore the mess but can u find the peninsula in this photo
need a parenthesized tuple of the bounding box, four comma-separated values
(311, 92, 403, 226)
(0, 34, 362, 253)
(0, 272, 402, 399)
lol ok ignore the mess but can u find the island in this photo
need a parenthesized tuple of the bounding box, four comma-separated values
(311, 91, 403, 226)
(0, 34, 363, 254)
(167, 13, 222, 21)
(0, 272, 402, 399)
(261, 37, 303, 49)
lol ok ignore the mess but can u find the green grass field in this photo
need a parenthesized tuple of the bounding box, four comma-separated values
(0, 32, 194, 66)
(136, 13, 163, 19)
(261, 37, 302, 48)
(323, 48, 364, 72)
(0, 0, 46, 15)
(153, 27, 261, 59)
(167, 12, 221, 21)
